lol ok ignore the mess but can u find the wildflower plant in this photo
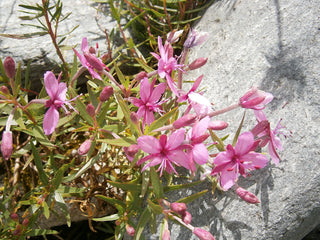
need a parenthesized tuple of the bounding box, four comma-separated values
(0, 1, 289, 239)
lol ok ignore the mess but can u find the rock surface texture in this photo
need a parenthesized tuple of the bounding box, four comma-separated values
(160, 0, 320, 240)
(0, 0, 117, 90)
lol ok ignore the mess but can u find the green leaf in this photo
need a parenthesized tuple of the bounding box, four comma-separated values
(134, 207, 152, 240)
(52, 160, 74, 190)
(176, 190, 208, 204)
(164, 180, 202, 192)
(0, 58, 9, 82)
(32, 125, 55, 148)
(14, 62, 21, 96)
(209, 129, 225, 152)
(26, 229, 58, 237)
(93, 213, 119, 222)
(114, 63, 127, 87)
(147, 199, 163, 215)
(18, 4, 43, 11)
(107, 181, 141, 192)
(95, 195, 125, 215)
(42, 201, 50, 219)
(147, 107, 178, 133)
(97, 137, 136, 147)
(31, 141, 48, 185)
(150, 167, 163, 199)
(232, 111, 246, 146)
(114, 92, 139, 136)
(140, 169, 150, 198)
(56, 186, 85, 197)
(54, 192, 71, 227)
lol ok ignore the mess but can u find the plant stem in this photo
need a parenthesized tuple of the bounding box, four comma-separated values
(41, 0, 68, 76)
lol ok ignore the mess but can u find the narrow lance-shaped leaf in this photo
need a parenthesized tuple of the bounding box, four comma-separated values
(30, 141, 48, 185)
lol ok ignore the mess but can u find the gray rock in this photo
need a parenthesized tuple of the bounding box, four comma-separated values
(0, 0, 119, 90)
(160, 0, 320, 239)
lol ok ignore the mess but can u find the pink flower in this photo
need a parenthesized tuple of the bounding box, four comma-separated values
(1, 131, 13, 160)
(236, 187, 260, 204)
(211, 132, 268, 190)
(239, 87, 273, 110)
(43, 71, 74, 135)
(151, 36, 182, 96)
(130, 78, 165, 126)
(192, 228, 215, 240)
(137, 129, 190, 176)
(252, 110, 284, 165)
(186, 117, 210, 172)
(73, 37, 106, 80)
(178, 75, 212, 117)
(184, 29, 209, 48)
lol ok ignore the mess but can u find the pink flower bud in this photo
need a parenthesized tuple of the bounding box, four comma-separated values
(22, 218, 29, 226)
(4, 56, 16, 79)
(135, 71, 148, 81)
(239, 87, 273, 110)
(126, 224, 135, 236)
(78, 139, 92, 155)
(84, 53, 104, 71)
(173, 114, 197, 129)
(86, 104, 96, 117)
(124, 144, 139, 161)
(130, 112, 139, 125)
(13, 225, 21, 236)
(193, 228, 215, 240)
(188, 57, 208, 70)
(208, 120, 228, 130)
(162, 229, 171, 240)
(236, 187, 260, 204)
(1, 131, 13, 160)
(170, 202, 187, 215)
(100, 86, 114, 102)
(89, 46, 96, 54)
(10, 213, 19, 221)
(0, 85, 9, 95)
(182, 211, 192, 224)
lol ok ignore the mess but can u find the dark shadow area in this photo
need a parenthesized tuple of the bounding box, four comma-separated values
(30, 220, 115, 240)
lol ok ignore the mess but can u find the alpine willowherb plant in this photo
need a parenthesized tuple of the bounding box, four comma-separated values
(0, 3, 288, 238)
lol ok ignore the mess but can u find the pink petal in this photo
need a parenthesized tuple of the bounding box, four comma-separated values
(268, 143, 280, 165)
(130, 98, 143, 107)
(166, 129, 185, 150)
(44, 71, 58, 99)
(192, 116, 210, 139)
(81, 37, 89, 53)
(220, 168, 238, 190)
(165, 73, 179, 96)
(140, 78, 151, 102)
(57, 83, 67, 101)
(241, 152, 269, 169)
(137, 136, 161, 154)
(167, 150, 190, 170)
(190, 75, 203, 92)
(141, 156, 162, 172)
(235, 132, 254, 156)
(144, 109, 154, 125)
(43, 106, 59, 135)
(192, 143, 209, 165)
(149, 83, 165, 103)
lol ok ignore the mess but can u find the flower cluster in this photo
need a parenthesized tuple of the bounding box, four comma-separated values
(0, 28, 287, 240)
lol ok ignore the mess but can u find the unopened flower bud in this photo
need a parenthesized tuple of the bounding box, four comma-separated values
(173, 114, 197, 129)
(78, 139, 92, 155)
(124, 144, 139, 160)
(22, 218, 29, 226)
(100, 86, 114, 102)
(193, 228, 215, 240)
(162, 229, 171, 240)
(84, 53, 104, 71)
(89, 46, 96, 54)
(182, 211, 192, 224)
(170, 202, 187, 215)
(184, 30, 209, 48)
(188, 57, 208, 70)
(167, 29, 183, 43)
(4, 56, 16, 79)
(1, 131, 13, 160)
(135, 71, 148, 81)
(13, 225, 21, 236)
(236, 187, 260, 204)
(130, 112, 139, 125)
(239, 87, 273, 110)
(0, 85, 9, 95)
(126, 224, 135, 236)
(10, 213, 19, 221)
(86, 104, 96, 117)
(208, 120, 228, 130)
